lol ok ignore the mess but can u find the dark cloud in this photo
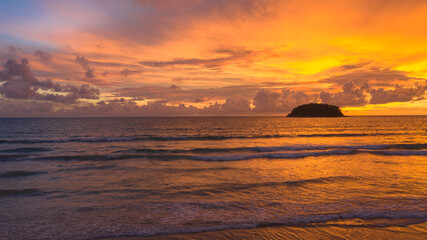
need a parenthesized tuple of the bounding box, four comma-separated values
(85, 0, 278, 45)
(75, 56, 96, 78)
(321, 67, 420, 87)
(75, 56, 90, 68)
(115, 85, 186, 99)
(139, 47, 254, 69)
(0, 100, 54, 118)
(54, 95, 251, 117)
(0, 59, 99, 104)
(4, 46, 23, 60)
(370, 83, 426, 104)
(0, 57, 425, 116)
(85, 67, 95, 78)
(86, 59, 140, 68)
(252, 88, 314, 112)
(78, 78, 121, 87)
(172, 76, 243, 83)
(7, 46, 19, 54)
(55, 99, 194, 117)
(320, 81, 371, 107)
(319, 81, 427, 106)
(340, 64, 360, 70)
(339, 61, 371, 70)
(120, 69, 142, 77)
(114, 84, 262, 102)
(1, 79, 425, 117)
(220, 95, 251, 113)
(251, 80, 427, 112)
(34, 50, 52, 62)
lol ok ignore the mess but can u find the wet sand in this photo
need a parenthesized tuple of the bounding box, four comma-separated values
(102, 219, 427, 240)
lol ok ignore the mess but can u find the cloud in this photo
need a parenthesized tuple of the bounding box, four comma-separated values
(0, 100, 54, 118)
(120, 69, 142, 77)
(56, 99, 196, 117)
(75, 56, 89, 68)
(338, 61, 371, 70)
(114, 84, 263, 103)
(320, 67, 420, 87)
(1, 80, 425, 117)
(78, 0, 279, 45)
(370, 83, 426, 104)
(34, 50, 52, 62)
(217, 95, 251, 113)
(319, 81, 427, 106)
(77, 78, 120, 87)
(85, 67, 95, 78)
(0, 58, 99, 104)
(252, 88, 313, 112)
(251, 80, 427, 112)
(114, 85, 186, 99)
(139, 47, 255, 69)
(0, 58, 425, 116)
(75, 56, 96, 78)
(320, 81, 371, 107)
(56, 94, 252, 117)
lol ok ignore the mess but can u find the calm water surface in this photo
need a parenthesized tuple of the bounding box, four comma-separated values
(0, 116, 426, 239)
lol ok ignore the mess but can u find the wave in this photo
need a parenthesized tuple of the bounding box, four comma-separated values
(80, 209, 427, 239)
(192, 150, 355, 161)
(0, 147, 51, 153)
(21, 154, 191, 162)
(56, 164, 121, 172)
(3, 151, 353, 162)
(0, 171, 44, 178)
(154, 133, 396, 140)
(1, 143, 424, 163)
(0, 188, 45, 197)
(114, 147, 249, 154)
(0, 132, 398, 144)
(380, 150, 427, 156)
(2, 148, 426, 163)
(153, 166, 236, 174)
(0, 137, 135, 144)
(255, 210, 427, 227)
(20, 176, 340, 198)
(253, 143, 427, 152)
(192, 149, 427, 161)
(116, 143, 427, 156)
(167, 176, 354, 196)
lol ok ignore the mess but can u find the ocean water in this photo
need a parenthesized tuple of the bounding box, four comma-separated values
(0, 116, 426, 239)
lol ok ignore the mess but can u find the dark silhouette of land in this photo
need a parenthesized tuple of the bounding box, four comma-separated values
(287, 103, 344, 117)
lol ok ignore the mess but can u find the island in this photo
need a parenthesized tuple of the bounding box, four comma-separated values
(287, 103, 345, 117)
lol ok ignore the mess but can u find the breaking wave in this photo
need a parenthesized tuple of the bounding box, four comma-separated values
(0, 132, 399, 144)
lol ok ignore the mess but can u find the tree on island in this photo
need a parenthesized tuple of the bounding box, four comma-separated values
(287, 103, 345, 117)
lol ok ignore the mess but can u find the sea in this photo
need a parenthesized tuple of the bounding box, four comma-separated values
(0, 116, 426, 239)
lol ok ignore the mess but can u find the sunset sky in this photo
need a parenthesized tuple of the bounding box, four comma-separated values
(0, 0, 426, 117)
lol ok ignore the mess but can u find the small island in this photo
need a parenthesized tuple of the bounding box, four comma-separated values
(287, 103, 345, 117)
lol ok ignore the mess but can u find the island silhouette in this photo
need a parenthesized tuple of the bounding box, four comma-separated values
(287, 103, 345, 117)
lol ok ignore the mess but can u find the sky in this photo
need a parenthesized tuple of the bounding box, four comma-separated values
(0, 0, 426, 117)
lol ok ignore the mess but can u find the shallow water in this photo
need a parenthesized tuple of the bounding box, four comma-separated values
(0, 116, 426, 239)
